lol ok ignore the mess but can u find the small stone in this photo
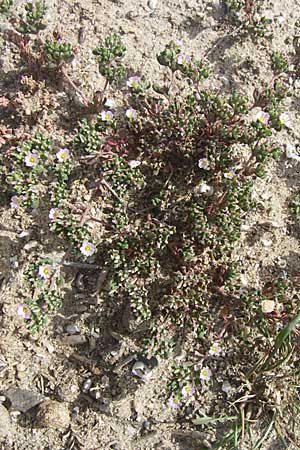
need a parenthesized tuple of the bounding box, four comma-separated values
(240, 275, 248, 287)
(132, 361, 152, 380)
(3, 388, 44, 413)
(18, 230, 30, 238)
(35, 400, 70, 429)
(261, 300, 275, 313)
(127, 425, 138, 437)
(101, 375, 110, 388)
(82, 379, 92, 393)
(61, 335, 87, 345)
(261, 220, 282, 228)
(24, 240, 38, 251)
(0, 404, 13, 437)
(241, 224, 251, 231)
(0, 359, 7, 373)
(95, 398, 111, 415)
(277, 258, 287, 269)
(65, 324, 80, 334)
(222, 380, 232, 394)
(148, 0, 158, 10)
(261, 239, 272, 248)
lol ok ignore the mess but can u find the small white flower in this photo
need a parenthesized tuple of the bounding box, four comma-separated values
(38, 264, 52, 279)
(25, 152, 39, 167)
(286, 143, 300, 162)
(240, 274, 249, 287)
(277, 15, 285, 24)
(56, 148, 70, 162)
(168, 395, 182, 409)
(49, 208, 60, 221)
(17, 303, 31, 319)
(174, 38, 183, 47)
(255, 110, 270, 126)
(100, 110, 114, 122)
(224, 169, 235, 180)
(126, 108, 138, 120)
(261, 9, 274, 20)
(261, 299, 275, 313)
(181, 384, 195, 397)
(199, 182, 212, 194)
(126, 76, 141, 89)
(10, 195, 23, 209)
(279, 112, 292, 128)
(104, 98, 116, 108)
(208, 342, 222, 357)
(198, 158, 210, 170)
(80, 241, 95, 257)
(199, 367, 212, 381)
(177, 54, 191, 65)
(128, 160, 141, 168)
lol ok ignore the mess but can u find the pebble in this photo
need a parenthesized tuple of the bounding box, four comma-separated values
(127, 425, 138, 437)
(277, 258, 287, 269)
(0, 404, 13, 437)
(261, 239, 272, 248)
(101, 375, 110, 388)
(24, 240, 38, 251)
(221, 380, 232, 394)
(260, 220, 282, 229)
(95, 398, 111, 415)
(241, 224, 251, 231)
(2, 388, 44, 413)
(240, 275, 248, 287)
(35, 400, 70, 429)
(18, 230, 30, 238)
(82, 378, 92, 393)
(147, 0, 158, 10)
(61, 335, 87, 345)
(0, 359, 7, 373)
(65, 324, 80, 334)
(132, 361, 152, 380)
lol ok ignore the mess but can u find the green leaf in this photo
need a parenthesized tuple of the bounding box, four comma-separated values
(193, 415, 237, 425)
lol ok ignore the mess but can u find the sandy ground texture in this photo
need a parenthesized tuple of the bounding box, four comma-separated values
(1, 0, 300, 449)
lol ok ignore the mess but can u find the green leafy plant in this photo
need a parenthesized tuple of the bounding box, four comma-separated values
(0, 0, 13, 14)
(2, 24, 299, 447)
(224, 0, 273, 40)
(18, 1, 47, 34)
(44, 39, 74, 69)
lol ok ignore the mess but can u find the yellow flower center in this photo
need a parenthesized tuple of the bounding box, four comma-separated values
(85, 245, 91, 252)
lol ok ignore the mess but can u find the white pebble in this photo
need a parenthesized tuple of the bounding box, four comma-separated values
(148, 0, 158, 10)
(261, 239, 272, 247)
(222, 381, 232, 394)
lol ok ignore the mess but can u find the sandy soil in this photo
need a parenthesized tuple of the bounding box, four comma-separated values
(1, 0, 300, 449)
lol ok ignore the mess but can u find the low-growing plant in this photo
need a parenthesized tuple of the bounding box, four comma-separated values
(17, 1, 47, 34)
(2, 27, 300, 447)
(0, 0, 13, 14)
(224, 0, 273, 40)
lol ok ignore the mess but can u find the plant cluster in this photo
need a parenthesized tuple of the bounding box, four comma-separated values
(18, 257, 64, 332)
(1, 3, 300, 444)
(224, 0, 273, 40)
(0, 0, 13, 14)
